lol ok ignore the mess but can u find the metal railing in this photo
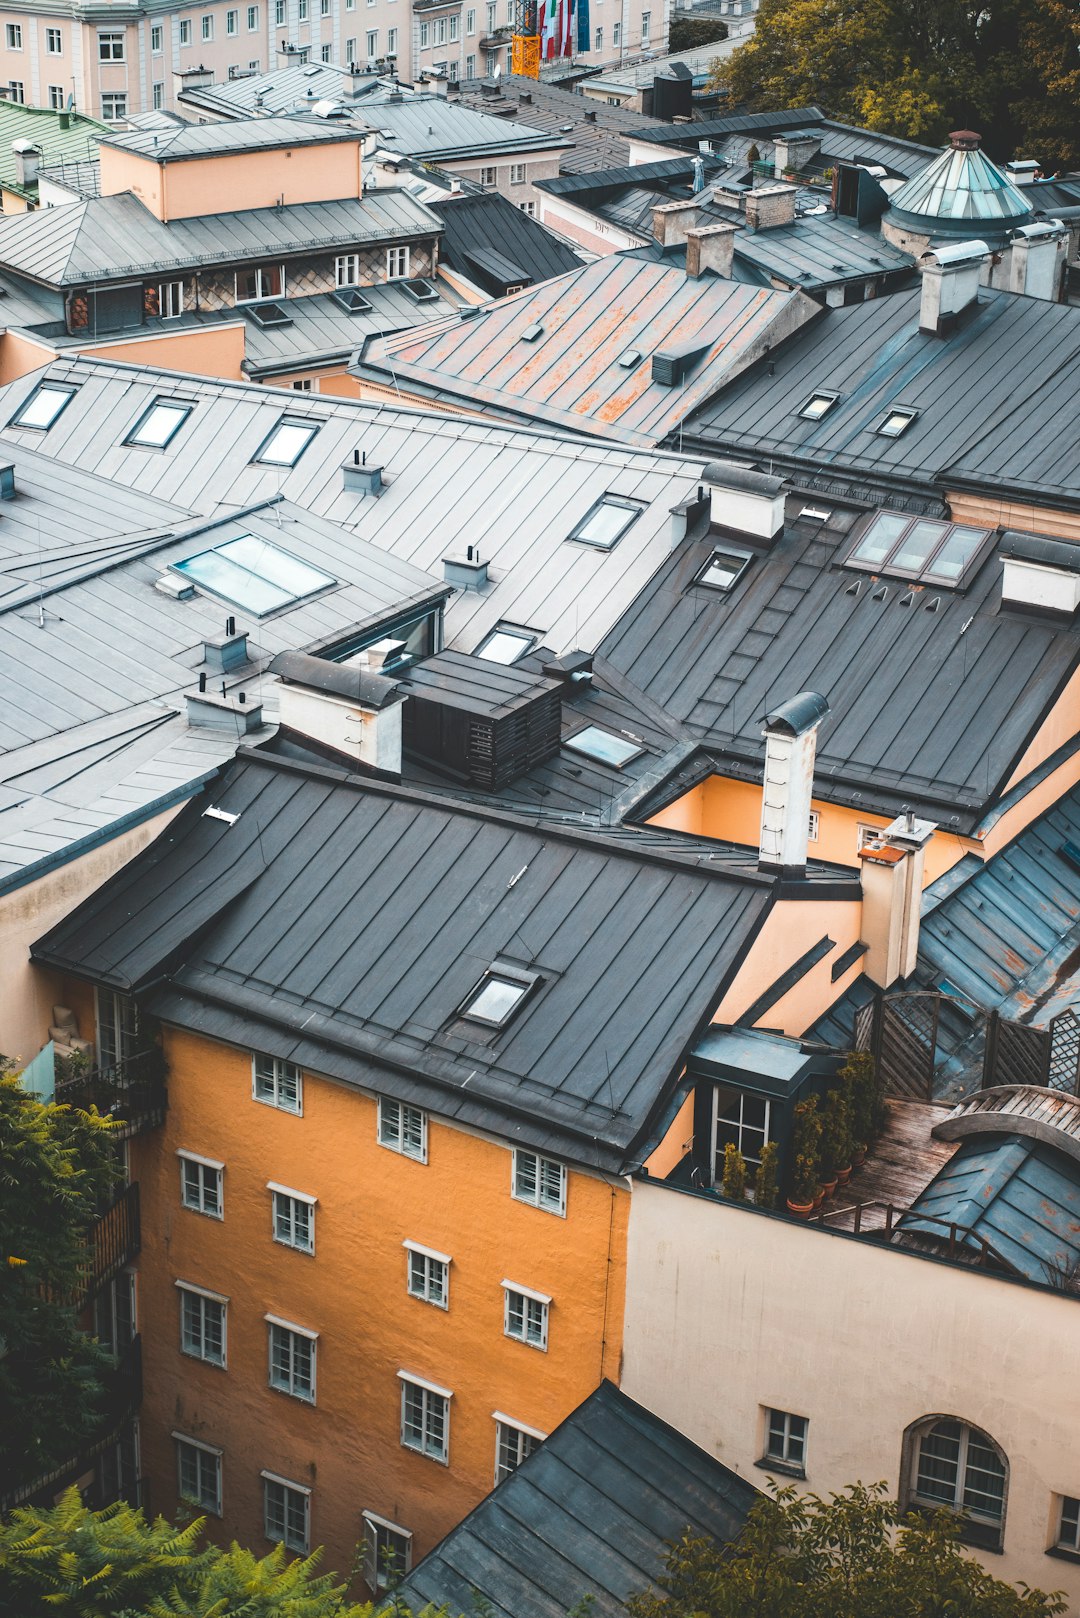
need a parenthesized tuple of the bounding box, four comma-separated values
(55, 1046, 167, 1138)
(809, 1199, 1021, 1275)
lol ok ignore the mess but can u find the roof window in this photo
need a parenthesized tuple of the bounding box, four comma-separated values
(565, 725, 644, 768)
(877, 407, 918, 439)
(695, 546, 752, 591)
(403, 278, 439, 303)
(568, 494, 644, 551)
(171, 533, 335, 616)
(798, 390, 840, 421)
(459, 966, 538, 1028)
(253, 417, 319, 467)
(124, 399, 193, 449)
(474, 624, 537, 664)
(846, 511, 993, 588)
(333, 288, 373, 314)
(11, 382, 76, 430)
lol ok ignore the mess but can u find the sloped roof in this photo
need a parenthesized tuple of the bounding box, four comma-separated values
(393, 1381, 758, 1618)
(97, 114, 361, 160)
(886, 134, 1034, 239)
(429, 190, 582, 291)
(457, 76, 661, 173)
(0, 103, 105, 201)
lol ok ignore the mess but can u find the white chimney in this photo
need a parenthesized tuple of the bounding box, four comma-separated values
(702, 460, 786, 541)
(1001, 532, 1080, 614)
(1007, 221, 1066, 302)
(12, 138, 40, 188)
(269, 649, 404, 773)
(758, 691, 830, 876)
(858, 813, 936, 987)
(918, 241, 990, 336)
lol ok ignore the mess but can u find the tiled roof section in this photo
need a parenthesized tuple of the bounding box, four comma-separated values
(395, 1382, 758, 1618)
(680, 285, 1080, 506)
(598, 507, 1080, 830)
(0, 103, 106, 200)
(429, 191, 582, 290)
(97, 113, 362, 159)
(456, 76, 662, 172)
(0, 189, 439, 286)
(32, 750, 773, 1167)
(365, 259, 808, 446)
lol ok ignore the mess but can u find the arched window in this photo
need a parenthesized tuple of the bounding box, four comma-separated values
(905, 1417, 1008, 1549)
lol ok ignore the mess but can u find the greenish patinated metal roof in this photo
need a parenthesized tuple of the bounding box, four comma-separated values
(886, 131, 1034, 239)
(0, 102, 106, 202)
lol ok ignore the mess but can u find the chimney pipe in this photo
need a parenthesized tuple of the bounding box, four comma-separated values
(918, 240, 990, 336)
(685, 222, 737, 279)
(758, 691, 830, 877)
(858, 813, 936, 987)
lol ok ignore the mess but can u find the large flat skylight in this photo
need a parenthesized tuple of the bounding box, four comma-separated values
(125, 399, 192, 449)
(474, 625, 536, 664)
(459, 967, 539, 1028)
(171, 533, 335, 615)
(565, 725, 644, 768)
(253, 418, 319, 467)
(568, 495, 645, 551)
(11, 382, 76, 430)
(846, 512, 992, 588)
(695, 547, 752, 591)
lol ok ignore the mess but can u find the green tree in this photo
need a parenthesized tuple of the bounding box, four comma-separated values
(0, 1065, 120, 1496)
(668, 16, 728, 53)
(625, 1481, 1066, 1618)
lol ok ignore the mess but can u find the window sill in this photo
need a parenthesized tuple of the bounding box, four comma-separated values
(755, 1457, 805, 1481)
(1046, 1545, 1080, 1565)
(272, 1236, 315, 1255)
(401, 1441, 449, 1467)
(182, 1205, 223, 1220)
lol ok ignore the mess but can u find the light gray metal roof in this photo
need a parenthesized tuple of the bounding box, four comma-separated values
(98, 113, 363, 160)
(0, 188, 439, 287)
(237, 280, 463, 374)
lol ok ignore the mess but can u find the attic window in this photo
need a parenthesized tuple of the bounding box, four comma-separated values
(11, 382, 76, 430)
(333, 288, 373, 314)
(799, 390, 840, 421)
(124, 399, 192, 449)
(171, 533, 335, 615)
(459, 966, 539, 1027)
(568, 494, 644, 551)
(403, 278, 439, 303)
(877, 407, 918, 438)
(695, 547, 751, 591)
(253, 417, 319, 467)
(475, 624, 536, 663)
(846, 512, 992, 588)
(565, 725, 644, 768)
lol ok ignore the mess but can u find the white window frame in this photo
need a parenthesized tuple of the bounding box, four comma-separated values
(177, 1280, 227, 1367)
(909, 1417, 1007, 1533)
(763, 1407, 808, 1472)
(178, 1150, 223, 1219)
(269, 1181, 316, 1254)
(275, 0, 286, 22)
(509, 162, 526, 185)
(101, 92, 127, 120)
(419, 20, 429, 45)
(335, 252, 360, 287)
(150, 21, 163, 49)
(466, 6, 476, 29)
(266, 1314, 318, 1403)
(159, 279, 184, 319)
(362, 1510, 413, 1591)
(96, 987, 138, 1069)
(365, 28, 377, 55)
(493, 1413, 546, 1484)
(386, 245, 410, 281)
(180, 18, 193, 43)
(378, 1096, 428, 1162)
(511, 1148, 566, 1216)
(404, 1240, 450, 1308)
(46, 25, 62, 52)
(235, 264, 285, 304)
(712, 1087, 771, 1174)
(5, 22, 22, 48)
(262, 1470, 310, 1553)
(174, 1432, 223, 1515)
(641, 8, 650, 42)
(398, 1371, 451, 1464)
(152, 81, 165, 108)
(98, 28, 125, 59)
(252, 1053, 302, 1114)
(226, 8, 238, 32)
(480, 164, 496, 186)
(321, 42, 332, 59)
(808, 810, 819, 843)
(502, 1280, 550, 1350)
(248, 4, 259, 26)
(387, 24, 397, 50)
(48, 84, 65, 109)
(857, 822, 883, 850)
(518, 200, 537, 218)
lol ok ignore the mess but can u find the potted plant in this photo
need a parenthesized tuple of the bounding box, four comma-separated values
(821, 1084, 854, 1186)
(844, 1050, 877, 1165)
(788, 1096, 821, 1217)
(721, 1141, 747, 1201)
(754, 1140, 779, 1210)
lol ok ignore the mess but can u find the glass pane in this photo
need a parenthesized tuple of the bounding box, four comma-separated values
(848, 512, 909, 567)
(925, 525, 989, 583)
(476, 629, 532, 663)
(174, 548, 292, 614)
(574, 499, 640, 548)
(132, 403, 189, 447)
(699, 549, 749, 589)
(916, 1422, 961, 1505)
(514, 1151, 537, 1200)
(219, 534, 333, 598)
(256, 422, 316, 465)
(538, 1157, 563, 1210)
(891, 518, 949, 574)
(15, 385, 74, 428)
(800, 393, 836, 420)
(466, 974, 527, 1023)
(565, 725, 641, 766)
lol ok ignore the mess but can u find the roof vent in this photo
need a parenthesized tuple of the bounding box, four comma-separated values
(1001, 532, 1080, 615)
(401, 650, 561, 791)
(403, 278, 439, 302)
(203, 622, 249, 672)
(156, 571, 196, 600)
(701, 459, 786, 541)
(186, 689, 263, 732)
(652, 336, 711, 386)
(343, 449, 384, 495)
(333, 287, 373, 313)
(521, 322, 544, 342)
(443, 545, 488, 589)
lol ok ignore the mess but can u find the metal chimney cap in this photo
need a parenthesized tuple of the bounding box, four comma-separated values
(762, 690, 830, 737)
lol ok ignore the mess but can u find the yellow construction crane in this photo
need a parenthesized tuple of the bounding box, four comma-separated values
(511, 0, 540, 78)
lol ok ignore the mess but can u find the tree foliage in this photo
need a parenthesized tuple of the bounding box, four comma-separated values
(625, 1482, 1067, 1618)
(710, 0, 1080, 170)
(0, 1066, 120, 1495)
(668, 16, 728, 53)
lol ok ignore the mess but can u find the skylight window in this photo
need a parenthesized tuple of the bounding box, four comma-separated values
(846, 512, 993, 588)
(695, 547, 752, 591)
(568, 495, 645, 551)
(474, 625, 536, 664)
(459, 966, 538, 1028)
(877, 407, 918, 438)
(125, 399, 192, 449)
(171, 533, 335, 615)
(11, 382, 76, 430)
(253, 418, 319, 467)
(799, 390, 840, 421)
(565, 725, 644, 768)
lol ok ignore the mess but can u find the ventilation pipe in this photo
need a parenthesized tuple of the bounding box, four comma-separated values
(1007, 220, 1066, 301)
(858, 812, 936, 987)
(918, 240, 990, 336)
(268, 648, 404, 773)
(758, 691, 830, 877)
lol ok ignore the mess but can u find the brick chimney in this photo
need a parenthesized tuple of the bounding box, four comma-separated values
(652, 197, 700, 248)
(745, 183, 796, 231)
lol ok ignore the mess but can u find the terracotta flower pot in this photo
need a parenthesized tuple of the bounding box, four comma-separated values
(852, 1145, 867, 1168)
(786, 1196, 815, 1220)
(820, 1175, 838, 1198)
(836, 1165, 852, 1185)
(812, 1187, 825, 1209)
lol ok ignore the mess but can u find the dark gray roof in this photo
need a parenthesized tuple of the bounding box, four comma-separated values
(399, 648, 561, 716)
(456, 76, 662, 173)
(429, 191, 582, 292)
(270, 649, 402, 707)
(679, 285, 1080, 509)
(0, 189, 438, 287)
(599, 504, 1080, 830)
(393, 1381, 758, 1618)
(632, 106, 828, 150)
(633, 108, 939, 183)
(97, 114, 362, 160)
(32, 749, 773, 1169)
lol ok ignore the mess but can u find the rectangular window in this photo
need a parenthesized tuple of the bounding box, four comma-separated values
(362, 1512, 412, 1592)
(713, 1087, 770, 1173)
(494, 1416, 544, 1483)
(503, 1282, 549, 1349)
(275, 0, 286, 22)
(857, 822, 882, 851)
(465, 51, 475, 74)
(202, 16, 214, 40)
(346, 0, 354, 9)
(321, 41, 332, 58)
(298, 0, 308, 18)
(569, 492, 644, 550)
(518, 200, 537, 217)
(435, 17, 446, 43)
(178, 1283, 226, 1366)
(46, 26, 62, 52)
(366, 28, 376, 55)
(808, 810, 819, 843)
(419, 20, 429, 45)
(346, 35, 356, 57)
(236, 264, 284, 303)
(248, 5, 259, 25)
(252, 420, 318, 468)
(641, 9, 649, 42)
(101, 92, 127, 120)
(449, 13, 458, 38)
(292, 378, 314, 392)
(612, 20, 620, 43)
(1056, 1496, 1080, 1553)
(267, 1318, 316, 1402)
(321, 0, 330, 12)
(176, 1435, 222, 1514)
(594, 25, 601, 48)
(252, 1054, 302, 1113)
(6, 23, 23, 48)
(96, 988, 138, 1069)
(7, 81, 24, 103)
(153, 81, 165, 108)
(179, 1151, 223, 1218)
(405, 1241, 449, 1308)
(387, 25, 397, 51)
(271, 1184, 315, 1253)
(180, 19, 193, 43)
(151, 22, 163, 49)
(466, 7, 475, 30)
(479, 165, 497, 186)
(512, 1149, 566, 1216)
(11, 381, 76, 431)
(227, 9, 238, 32)
(486, 1, 495, 27)
(399, 1374, 450, 1463)
(125, 398, 192, 448)
(98, 29, 125, 59)
(48, 85, 65, 109)
(159, 279, 184, 318)
(378, 1097, 427, 1162)
(263, 1474, 310, 1553)
(509, 162, 525, 184)
(764, 1408, 808, 1471)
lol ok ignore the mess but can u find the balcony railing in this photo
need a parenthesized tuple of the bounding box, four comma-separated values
(85, 1183, 141, 1304)
(54, 1046, 167, 1138)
